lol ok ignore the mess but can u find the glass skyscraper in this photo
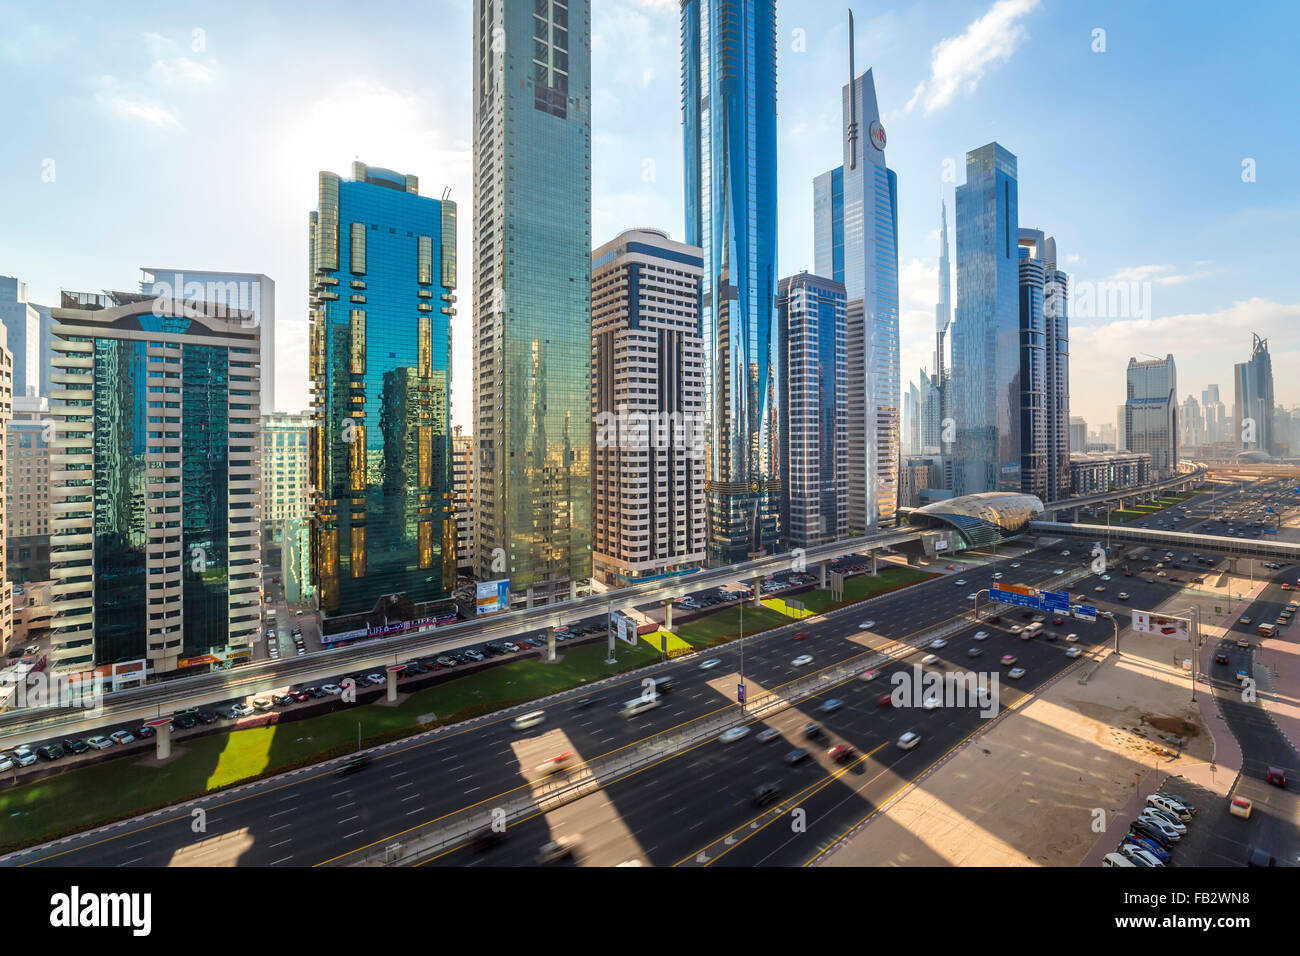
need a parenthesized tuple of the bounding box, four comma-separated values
(682, 0, 781, 564)
(47, 289, 263, 674)
(1017, 229, 1070, 501)
(308, 162, 456, 629)
(473, 0, 592, 606)
(1125, 354, 1178, 477)
(812, 17, 901, 532)
(952, 142, 1020, 496)
(1234, 333, 1275, 454)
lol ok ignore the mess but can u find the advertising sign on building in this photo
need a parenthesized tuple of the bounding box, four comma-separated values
(476, 579, 510, 616)
(1132, 610, 1190, 641)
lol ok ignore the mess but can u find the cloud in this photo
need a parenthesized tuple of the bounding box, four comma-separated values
(93, 75, 182, 129)
(1107, 263, 1204, 286)
(904, 0, 1039, 116)
(151, 56, 214, 87)
(1070, 297, 1300, 425)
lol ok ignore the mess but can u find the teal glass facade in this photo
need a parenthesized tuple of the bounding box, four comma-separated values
(310, 164, 455, 625)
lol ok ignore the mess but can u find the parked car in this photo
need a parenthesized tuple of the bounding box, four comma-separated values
(36, 743, 66, 761)
(62, 738, 90, 755)
(85, 736, 113, 751)
(109, 730, 136, 746)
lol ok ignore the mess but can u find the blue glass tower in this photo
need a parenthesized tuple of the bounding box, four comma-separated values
(952, 142, 1020, 496)
(812, 14, 901, 532)
(309, 162, 456, 628)
(682, 0, 781, 564)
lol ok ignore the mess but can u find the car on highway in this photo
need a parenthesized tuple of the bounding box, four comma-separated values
(968, 647, 985, 658)
(929, 638, 948, 649)
(784, 748, 810, 765)
(876, 692, 894, 708)
(859, 668, 880, 681)
(1007, 667, 1026, 679)
(792, 654, 814, 667)
(1266, 766, 1287, 787)
(752, 783, 782, 807)
(1230, 796, 1253, 819)
(756, 728, 781, 744)
(801, 722, 824, 739)
(1065, 647, 1082, 658)
(1065, 633, 1079, 642)
(992, 572, 1003, 580)
(85, 736, 113, 751)
(1010, 562, 1021, 569)
(1240, 617, 1252, 626)
(1215, 652, 1230, 665)
(828, 744, 856, 763)
(536, 836, 581, 865)
(719, 727, 751, 744)
(954, 579, 967, 586)
(820, 698, 845, 714)
(921, 654, 939, 666)
(511, 711, 546, 730)
(859, 620, 877, 630)
(896, 731, 921, 750)
(109, 730, 136, 746)
(1053, 569, 1064, 575)
(1000, 654, 1017, 666)
(699, 658, 722, 670)
(922, 694, 941, 710)
(536, 752, 576, 775)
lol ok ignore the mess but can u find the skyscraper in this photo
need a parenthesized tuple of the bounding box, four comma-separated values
(474, 0, 592, 605)
(141, 269, 275, 413)
(1017, 228, 1070, 501)
(1125, 355, 1178, 477)
(812, 12, 901, 532)
(1069, 416, 1088, 452)
(308, 162, 456, 629)
(591, 229, 706, 585)
(683, 0, 781, 562)
(777, 272, 847, 549)
(0, 323, 11, 655)
(6, 395, 51, 585)
(952, 143, 1019, 496)
(1234, 333, 1275, 454)
(0, 275, 42, 399)
(1201, 383, 1226, 444)
(48, 288, 262, 674)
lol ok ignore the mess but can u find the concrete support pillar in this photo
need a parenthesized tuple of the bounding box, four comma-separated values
(753, 577, 763, 607)
(546, 625, 557, 662)
(663, 600, 673, 631)
(154, 723, 172, 761)
(386, 669, 399, 702)
(1072, 508, 1080, 523)
(526, 587, 535, 609)
(569, 580, 577, 601)
(819, 561, 828, 590)
(870, 553, 879, 577)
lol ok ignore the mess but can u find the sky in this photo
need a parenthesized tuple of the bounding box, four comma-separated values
(3, 0, 1298, 437)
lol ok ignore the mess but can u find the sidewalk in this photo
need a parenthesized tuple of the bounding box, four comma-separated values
(1256, 628, 1300, 761)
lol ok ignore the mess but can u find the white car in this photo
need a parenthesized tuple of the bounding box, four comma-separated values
(699, 658, 722, 670)
(756, 728, 781, 743)
(792, 655, 814, 667)
(1061, 550, 1070, 557)
(897, 731, 921, 750)
(954, 579, 967, 586)
(967, 593, 978, 601)
(992, 572, 1003, 580)
(859, 620, 877, 630)
(923, 695, 940, 710)
(321, 683, 342, 695)
(974, 630, 990, 641)
(502, 642, 520, 653)
(929, 638, 948, 649)
(1101, 575, 1111, 581)
(719, 727, 751, 744)
(10, 745, 37, 766)
(0, 755, 13, 773)
(1065, 647, 1082, 658)
(1053, 569, 1064, 575)
(921, 654, 939, 666)
(1007, 667, 1026, 679)
(109, 730, 135, 746)
(232, 703, 255, 717)
(1117, 592, 1130, 600)
(85, 736, 113, 751)
(1010, 562, 1021, 568)
(252, 698, 273, 711)
(1064, 633, 1079, 642)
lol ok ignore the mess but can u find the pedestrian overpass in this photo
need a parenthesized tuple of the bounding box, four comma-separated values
(1027, 521, 1300, 564)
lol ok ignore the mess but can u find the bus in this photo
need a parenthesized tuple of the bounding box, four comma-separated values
(1258, 623, 1278, 638)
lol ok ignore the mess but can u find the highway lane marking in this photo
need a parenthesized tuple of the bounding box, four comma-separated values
(342, 830, 363, 840)
(271, 856, 293, 865)
(406, 806, 425, 815)
(271, 825, 291, 833)
(116, 858, 143, 866)
(336, 802, 356, 810)
(269, 839, 291, 849)
(339, 815, 358, 824)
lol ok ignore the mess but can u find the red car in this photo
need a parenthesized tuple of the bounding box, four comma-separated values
(1214, 653, 1229, 665)
(1266, 766, 1287, 787)
(828, 744, 856, 763)
(291, 690, 310, 703)
(792, 632, 809, 642)
(876, 693, 894, 708)
(944, 564, 956, 571)
(1052, 618, 1064, 626)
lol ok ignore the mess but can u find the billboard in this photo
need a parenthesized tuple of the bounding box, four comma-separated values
(1132, 610, 1189, 641)
(616, 612, 637, 646)
(476, 579, 510, 616)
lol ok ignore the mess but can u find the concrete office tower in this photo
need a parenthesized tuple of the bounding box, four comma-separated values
(683, 0, 782, 561)
(309, 162, 456, 629)
(261, 412, 311, 605)
(0, 324, 11, 654)
(0, 276, 42, 400)
(776, 272, 848, 549)
(1017, 229, 1070, 501)
(1069, 417, 1088, 452)
(1124, 355, 1178, 477)
(1234, 333, 1275, 454)
(47, 288, 262, 675)
(1179, 394, 1204, 448)
(140, 269, 275, 413)
(1201, 383, 1226, 444)
(591, 229, 706, 585)
(474, 0, 592, 605)
(6, 395, 52, 585)
(812, 12, 901, 532)
(951, 143, 1019, 496)
(903, 381, 920, 457)
(452, 430, 474, 579)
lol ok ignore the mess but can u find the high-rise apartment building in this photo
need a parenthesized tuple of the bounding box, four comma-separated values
(683, 0, 781, 561)
(5, 395, 51, 584)
(452, 430, 474, 579)
(812, 15, 900, 532)
(1017, 229, 1070, 501)
(1201, 384, 1226, 444)
(776, 272, 847, 549)
(952, 143, 1019, 496)
(1069, 416, 1088, 452)
(308, 162, 456, 629)
(47, 289, 262, 674)
(0, 325, 11, 654)
(1234, 333, 1275, 454)
(0, 276, 43, 400)
(591, 229, 706, 585)
(141, 270, 276, 413)
(1124, 354, 1178, 477)
(473, 0, 593, 605)
(1179, 394, 1204, 448)
(261, 411, 310, 562)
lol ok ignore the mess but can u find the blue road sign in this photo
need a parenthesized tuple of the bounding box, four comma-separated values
(989, 586, 1069, 614)
(1073, 604, 1098, 622)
